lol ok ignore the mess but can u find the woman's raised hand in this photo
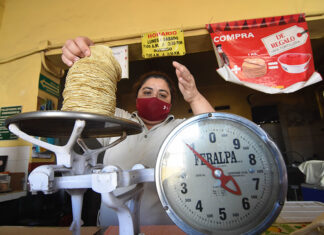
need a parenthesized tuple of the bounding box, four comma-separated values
(172, 61, 199, 103)
(172, 61, 215, 115)
(61, 36, 94, 67)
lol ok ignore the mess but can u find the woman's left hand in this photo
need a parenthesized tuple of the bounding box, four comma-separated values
(172, 61, 215, 115)
(172, 61, 199, 103)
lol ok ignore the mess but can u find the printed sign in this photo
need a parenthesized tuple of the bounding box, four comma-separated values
(206, 14, 322, 94)
(261, 25, 309, 56)
(39, 74, 60, 98)
(0, 106, 22, 140)
(112, 45, 129, 79)
(142, 29, 186, 58)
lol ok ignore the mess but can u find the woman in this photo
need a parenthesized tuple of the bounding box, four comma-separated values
(62, 36, 215, 226)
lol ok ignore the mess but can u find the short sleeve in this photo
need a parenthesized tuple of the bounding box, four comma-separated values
(97, 108, 134, 146)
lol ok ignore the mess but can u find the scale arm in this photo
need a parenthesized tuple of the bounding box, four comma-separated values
(118, 168, 155, 187)
(77, 131, 127, 156)
(64, 120, 86, 149)
(9, 123, 58, 153)
(8, 120, 86, 168)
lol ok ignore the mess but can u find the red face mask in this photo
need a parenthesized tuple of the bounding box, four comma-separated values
(136, 97, 172, 121)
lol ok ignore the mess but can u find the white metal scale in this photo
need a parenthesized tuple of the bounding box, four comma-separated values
(5, 111, 287, 235)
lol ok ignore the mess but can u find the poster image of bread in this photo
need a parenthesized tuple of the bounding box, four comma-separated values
(206, 14, 322, 94)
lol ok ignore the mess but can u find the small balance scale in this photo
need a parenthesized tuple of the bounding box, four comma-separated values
(5, 111, 287, 235)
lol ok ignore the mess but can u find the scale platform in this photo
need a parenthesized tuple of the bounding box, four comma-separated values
(5, 110, 142, 138)
(4, 111, 147, 235)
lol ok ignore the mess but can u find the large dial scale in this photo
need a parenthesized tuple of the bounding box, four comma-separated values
(156, 112, 287, 234)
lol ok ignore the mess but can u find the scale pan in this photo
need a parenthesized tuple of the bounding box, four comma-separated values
(5, 111, 142, 138)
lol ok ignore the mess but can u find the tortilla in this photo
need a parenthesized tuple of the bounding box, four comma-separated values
(61, 45, 122, 116)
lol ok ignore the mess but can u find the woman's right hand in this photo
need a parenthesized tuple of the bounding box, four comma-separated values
(61, 36, 94, 67)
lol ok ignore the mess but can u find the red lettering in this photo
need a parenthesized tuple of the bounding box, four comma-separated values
(276, 33, 284, 40)
(148, 33, 157, 39)
(271, 35, 296, 48)
(271, 42, 278, 48)
(147, 31, 177, 39)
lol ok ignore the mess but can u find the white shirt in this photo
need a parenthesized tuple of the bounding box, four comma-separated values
(98, 108, 184, 226)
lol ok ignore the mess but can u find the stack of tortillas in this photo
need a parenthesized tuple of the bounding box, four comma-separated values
(242, 58, 267, 78)
(61, 45, 122, 116)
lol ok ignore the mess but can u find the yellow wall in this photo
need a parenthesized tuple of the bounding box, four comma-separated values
(0, 0, 323, 64)
(0, 0, 4, 28)
(0, 53, 41, 147)
(0, 53, 40, 110)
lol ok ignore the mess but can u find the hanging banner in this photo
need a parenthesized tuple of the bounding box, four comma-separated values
(142, 29, 186, 58)
(206, 14, 322, 94)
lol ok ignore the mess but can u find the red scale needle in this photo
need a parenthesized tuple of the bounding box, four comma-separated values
(185, 143, 242, 195)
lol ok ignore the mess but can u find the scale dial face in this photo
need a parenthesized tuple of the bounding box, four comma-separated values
(155, 113, 287, 235)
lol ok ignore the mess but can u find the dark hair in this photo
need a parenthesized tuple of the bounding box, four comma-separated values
(133, 71, 177, 103)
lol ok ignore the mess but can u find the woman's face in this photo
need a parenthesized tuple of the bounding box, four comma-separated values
(137, 77, 171, 104)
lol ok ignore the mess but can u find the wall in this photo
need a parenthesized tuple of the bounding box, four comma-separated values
(0, 146, 29, 180)
(0, 0, 4, 28)
(280, 102, 324, 162)
(0, 53, 41, 147)
(0, 0, 324, 65)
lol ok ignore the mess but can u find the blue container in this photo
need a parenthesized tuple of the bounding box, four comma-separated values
(301, 183, 324, 203)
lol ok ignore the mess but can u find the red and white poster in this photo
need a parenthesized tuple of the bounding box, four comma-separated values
(206, 14, 322, 94)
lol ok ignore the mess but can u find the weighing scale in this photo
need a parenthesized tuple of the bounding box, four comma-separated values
(5, 111, 287, 235)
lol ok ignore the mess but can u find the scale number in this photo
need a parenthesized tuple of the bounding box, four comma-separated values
(196, 200, 203, 212)
(181, 182, 188, 194)
(219, 208, 227, 220)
